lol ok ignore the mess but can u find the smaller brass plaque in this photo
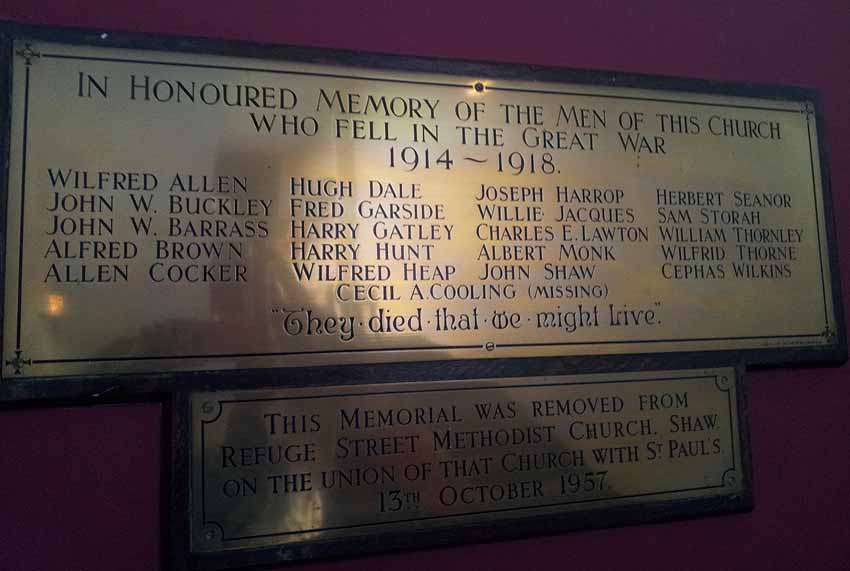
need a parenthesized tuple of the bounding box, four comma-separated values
(191, 368, 747, 555)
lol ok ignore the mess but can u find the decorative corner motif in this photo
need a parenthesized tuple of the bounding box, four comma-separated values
(5, 349, 32, 375)
(201, 522, 224, 544)
(15, 43, 41, 66)
(821, 325, 836, 344)
(722, 469, 738, 488)
(200, 400, 224, 423)
(801, 101, 815, 120)
(714, 374, 732, 392)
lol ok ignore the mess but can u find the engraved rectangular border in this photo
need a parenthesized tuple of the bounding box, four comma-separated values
(0, 22, 845, 403)
(183, 367, 752, 568)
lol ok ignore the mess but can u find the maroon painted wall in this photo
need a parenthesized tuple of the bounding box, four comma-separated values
(1, 2, 848, 570)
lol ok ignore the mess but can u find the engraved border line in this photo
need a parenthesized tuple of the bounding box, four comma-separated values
(15, 65, 31, 348)
(805, 110, 829, 325)
(27, 332, 826, 365)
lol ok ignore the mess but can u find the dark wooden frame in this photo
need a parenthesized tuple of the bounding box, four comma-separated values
(0, 22, 845, 405)
(0, 20, 838, 569)
(0, 21, 846, 403)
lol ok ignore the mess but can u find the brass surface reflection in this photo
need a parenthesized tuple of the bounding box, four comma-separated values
(2, 40, 838, 378)
(191, 368, 745, 552)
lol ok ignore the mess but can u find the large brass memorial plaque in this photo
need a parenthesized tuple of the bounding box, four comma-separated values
(190, 368, 748, 557)
(1, 34, 843, 380)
